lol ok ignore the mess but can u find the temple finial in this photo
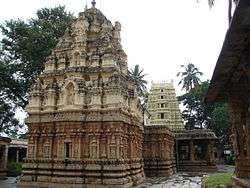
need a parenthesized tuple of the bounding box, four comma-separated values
(91, 0, 96, 7)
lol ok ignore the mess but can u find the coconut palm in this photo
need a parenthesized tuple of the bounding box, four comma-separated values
(128, 64, 148, 97)
(177, 63, 203, 92)
(207, 0, 239, 26)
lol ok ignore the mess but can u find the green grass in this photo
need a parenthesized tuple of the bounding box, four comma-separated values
(206, 173, 233, 187)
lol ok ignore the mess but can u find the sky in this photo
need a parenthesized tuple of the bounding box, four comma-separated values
(0, 0, 231, 125)
(0, 0, 230, 92)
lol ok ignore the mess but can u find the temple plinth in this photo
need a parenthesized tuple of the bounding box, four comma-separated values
(18, 5, 144, 188)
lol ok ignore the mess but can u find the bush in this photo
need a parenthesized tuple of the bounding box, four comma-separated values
(7, 162, 22, 177)
(225, 155, 235, 165)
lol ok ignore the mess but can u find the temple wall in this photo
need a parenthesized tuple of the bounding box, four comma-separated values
(19, 121, 144, 187)
(143, 126, 176, 176)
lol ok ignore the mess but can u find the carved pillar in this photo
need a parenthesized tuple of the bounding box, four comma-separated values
(4, 145, 8, 169)
(229, 100, 242, 158)
(206, 140, 213, 163)
(246, 109, 250, 158)
(229, 96, 249, 178)
(190, 140, 194, 162)
(16, 148, 19, 163)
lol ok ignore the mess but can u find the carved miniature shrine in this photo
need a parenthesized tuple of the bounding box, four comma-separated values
(175, 129, 217, 172)
(18, 2, 145, 187)
(206, 0, 250, 187)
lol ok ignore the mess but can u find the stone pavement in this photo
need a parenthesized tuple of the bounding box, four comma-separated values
(0, 177, 17, 188)
(135, 173, 203, 188)
(0, 174, 202, 188)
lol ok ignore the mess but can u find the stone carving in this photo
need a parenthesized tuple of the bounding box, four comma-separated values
(66, 83, 75, 105)
(20, 4, 145, 187)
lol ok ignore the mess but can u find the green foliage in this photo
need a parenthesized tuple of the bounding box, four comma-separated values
(177, 63, 203, 92)
(206, 173, 233, 187)
(209, 103, 231, 147)
(0, 6, 74, 135)
(7, 162, 23, 177)
(225, 155, 235, 165)
(178, 81, 214, 129)
(128, 64, 148, 97)
(178, 80, 231, 147)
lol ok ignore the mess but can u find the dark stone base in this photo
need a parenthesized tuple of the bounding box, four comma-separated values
(18, 160, 145, 188)
(178, 161, 217, 172)
(144, 159, 176, 177)
(0, 169, 7, 179)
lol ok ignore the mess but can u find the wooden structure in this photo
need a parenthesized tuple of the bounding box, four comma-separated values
(205, 0, 250, 187)
(175, 129, 217, 172)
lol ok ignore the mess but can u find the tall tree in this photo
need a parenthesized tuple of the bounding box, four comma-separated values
(128, 64, 148, 97)
(177, 63, 203, 92)
(207, 0, 239, 26)
(0, 6, 74, 135)
(209, 103, 231, 147)
(178, 81, 214, 129)
(178, 80, 231, 148)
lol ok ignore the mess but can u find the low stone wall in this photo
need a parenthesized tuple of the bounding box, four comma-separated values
(232, 176, 250, 188)
(18, 121, 145, 188)
(143, 125, 176, 176)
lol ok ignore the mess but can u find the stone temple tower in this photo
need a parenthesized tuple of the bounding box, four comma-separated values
(19, 2, 144, 187)
(147, 81, 184, 130)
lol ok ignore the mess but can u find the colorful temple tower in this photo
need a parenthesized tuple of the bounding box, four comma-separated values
(147, 81, 184, 130)
(19, 2, 145, 187)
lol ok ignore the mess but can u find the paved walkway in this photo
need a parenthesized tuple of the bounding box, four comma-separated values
(0, 166, 235, 188)
(0, 177, 17, 188)
(135, 173, 203, 188)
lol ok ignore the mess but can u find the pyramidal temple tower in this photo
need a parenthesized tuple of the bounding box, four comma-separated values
(19, 2, 145, 187)
(147, 81, 184, 130)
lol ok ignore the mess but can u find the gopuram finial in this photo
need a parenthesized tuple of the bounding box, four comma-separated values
(91, 0, 96, 7)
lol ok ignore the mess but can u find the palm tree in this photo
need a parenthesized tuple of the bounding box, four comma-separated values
(177, 63, 203, 92)
(128, 64, 148, 97)
(207, 0, 239, 26)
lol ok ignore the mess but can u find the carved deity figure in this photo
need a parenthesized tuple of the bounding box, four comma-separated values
(66, 83, 75, 105)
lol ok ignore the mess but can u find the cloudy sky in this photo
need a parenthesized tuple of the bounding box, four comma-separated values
(0, 0, 231, 95)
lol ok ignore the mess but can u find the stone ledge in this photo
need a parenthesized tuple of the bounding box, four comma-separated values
(232, 176, 250, 188)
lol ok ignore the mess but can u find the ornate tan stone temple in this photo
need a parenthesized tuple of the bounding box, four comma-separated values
(206, 0, 250, 187)
(145, 81, 217, 174)
(18, 1, 145, 187)
(147, 81, 184, 130)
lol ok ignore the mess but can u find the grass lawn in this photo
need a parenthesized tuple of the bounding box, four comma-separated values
(206, 173, 233, 187)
